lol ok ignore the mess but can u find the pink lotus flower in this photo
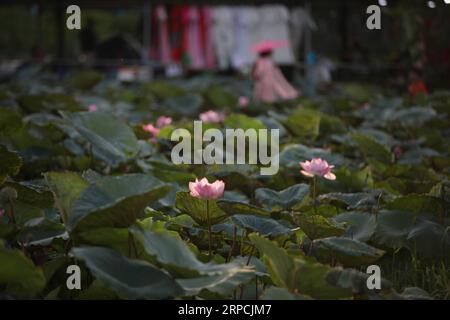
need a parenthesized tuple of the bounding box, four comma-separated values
(142, 124, 160, 136)
(239, 96, 249, 107)
(361, 103, 370, 110)
(88, 104, 98, 112)
(300, 158, 336, 180)
(393, 145, 403, 158)
(189, 178, 225, 200)
(199, 110, 225, 124)
(156, 116, 172, 128)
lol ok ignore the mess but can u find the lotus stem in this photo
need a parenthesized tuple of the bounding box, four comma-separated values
(227, 225, 237, 262)
(312, 176, 317, 214)
(206, 199, 212, 261)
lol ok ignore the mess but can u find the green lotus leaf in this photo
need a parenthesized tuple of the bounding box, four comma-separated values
(255, 184, 310, 212)
(282, 108, 321, 141)
(68, 174, 170, 232)
(0, 242, 46, 297)
(333, 211, 377, 242)
(311, 237, 385, 267)
(231, 214, 292, 237)
(0, 145, 22, 185)
(217, 200, 271, 218)
(293, 214, 346, 240)
(64, 112, 140, 166)
(71, 246, 183, 299)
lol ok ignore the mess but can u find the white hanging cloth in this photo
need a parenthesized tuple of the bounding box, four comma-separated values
(212, 6, 235, 70)
(231, 6, 260, 69)
(290, 7, 317, 60)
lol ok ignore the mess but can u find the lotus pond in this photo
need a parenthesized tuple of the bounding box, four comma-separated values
(0, 69, 449, 300)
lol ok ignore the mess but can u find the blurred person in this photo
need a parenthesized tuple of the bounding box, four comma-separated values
(250, 40, 299, 103)
(306, 52, 334, 89)
(408, 67, 428, 97)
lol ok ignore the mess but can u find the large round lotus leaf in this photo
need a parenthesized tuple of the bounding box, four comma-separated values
(388, 107, 437, 127)
(71, 246, 183, 299)
(357, 128, 397, 149)
(64, 112, 140, 166)
(68, 70, 103, 90)
(217, 200, 270, 217)
(131, 227, 253, 278)
(0, 108, 22, 135)
(204, 85, 237, 109)
(0, 145, 22, 184)
(291, 258, 353, 299)
(333, 211, 377, 242)
(311, 237, 385, 267)
(323, 166, 374, 193)
(0, 243, 46, 297)
(18, 217, 67, 246)
(224, 113, 266, 131)
(341, 83, 375, 103)
(222, 190, 249, 203)
(0, 224, 17, 238)
(68, 174, 170, 232)
(371, 210, 416, 249)
(44, 171, 89, 224)
(282, 108, 321, 141)
(177, 268, 255, 297)
(18, 94, 82, 113)
(76, 227, 132, 256)
(208, 165, 259, 190)
(142, 81, 185, 99)
(385, 195, 449, 220)
(398, 147, 441, 165)
(248, 234, 295, 288)
(258, 116, 287, 137)
(255, 184, 310, 212)
(293, 214, 346, 240)
(175, 192, 228, 225)
(162, 94, 203, 117)
(319, 112, 347, 136)
(351, 133, 393, 164)
(4, 181, 53, 209)
(406, 219, 450, 260)
(77, 112, 137, 155)
(231, 214, 292, 237)
(319, 191, 384, 210)
(249, 234, 351, 299)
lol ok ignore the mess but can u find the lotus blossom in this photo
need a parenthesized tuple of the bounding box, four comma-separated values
(189, 177, 225, 200)
(88, 104, 98, 112)
(360, 103, 370, 110)
(156, 116, 172, 128)
(142, 124, 160, 136)
(393, 145, 403, 158)
(199, 110, 225, 124)
(300, 158, 336, 180)
(239, 96, 249, 107)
